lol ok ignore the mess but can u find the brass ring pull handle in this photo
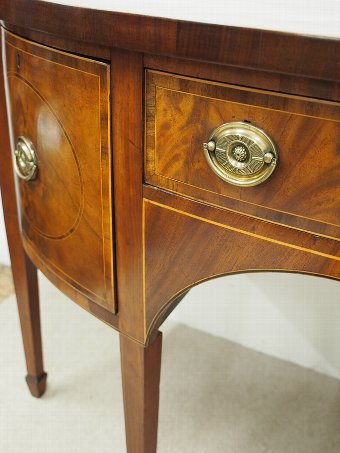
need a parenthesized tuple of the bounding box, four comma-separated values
(203, 122, 278, 187)
(14, 136, 38, 181)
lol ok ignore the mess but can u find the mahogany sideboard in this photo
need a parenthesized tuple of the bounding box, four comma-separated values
(0, 1, 339, 451)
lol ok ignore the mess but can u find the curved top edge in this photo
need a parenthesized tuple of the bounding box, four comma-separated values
(1, 0, 340, 82)
(43, 0, 340, 39)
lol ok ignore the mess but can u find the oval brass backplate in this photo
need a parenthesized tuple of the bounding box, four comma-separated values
(203, 122, 278, 187)
(14, 136, 38, 181)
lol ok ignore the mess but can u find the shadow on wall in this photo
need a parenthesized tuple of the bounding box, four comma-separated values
(168, 272, 340, 379)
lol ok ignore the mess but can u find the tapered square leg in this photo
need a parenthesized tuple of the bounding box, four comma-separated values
(0, 28, 47, 398)
(7, 238, 47, 398)
(1, 206, 47, 398)
(120, 332, 163, 453)
(18, 254, 47, 398)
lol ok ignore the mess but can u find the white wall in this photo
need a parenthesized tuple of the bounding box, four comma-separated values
(0, 192, 10, 265)
(169, 273, 340, 379)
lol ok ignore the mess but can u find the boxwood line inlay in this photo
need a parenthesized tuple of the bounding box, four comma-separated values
(0, 2, 339, 452)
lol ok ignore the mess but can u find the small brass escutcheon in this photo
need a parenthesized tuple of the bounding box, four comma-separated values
(203, 122, 278, 187)
(14, 136, 38, 181)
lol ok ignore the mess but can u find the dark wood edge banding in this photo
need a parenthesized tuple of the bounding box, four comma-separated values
(144, 54, 340, 102)
(142, 190, 340, 342)
(142, 190, 340, 261)
(0, 0, 339, 85)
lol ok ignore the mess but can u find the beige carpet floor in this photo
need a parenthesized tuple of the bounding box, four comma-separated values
(1, 275, 340, 452)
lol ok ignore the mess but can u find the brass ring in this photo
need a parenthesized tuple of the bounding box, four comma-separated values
(14, 136, 38, 181)
(203, 122, 278, 187)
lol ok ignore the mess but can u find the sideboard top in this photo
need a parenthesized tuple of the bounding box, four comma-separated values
(43, 0, 340, 39)
(1, 0, 339, 83)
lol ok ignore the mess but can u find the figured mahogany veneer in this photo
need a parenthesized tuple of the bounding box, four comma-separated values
(0, 2, 339, 452)
(5, 31, 115, 312)
(145, 70, 340, 239)
(143, 186, 340, 340)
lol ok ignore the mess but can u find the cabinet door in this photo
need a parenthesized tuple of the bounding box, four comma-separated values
(5, 31, 115, 312)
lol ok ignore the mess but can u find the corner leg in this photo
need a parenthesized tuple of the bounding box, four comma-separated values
(0, 28, 47, 398)
(120, 332, 163, 453)
(3, 214, 47, 398)
(12, 249, 47, 398)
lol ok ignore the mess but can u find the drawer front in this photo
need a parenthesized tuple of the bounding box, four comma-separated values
(5, 31, 115, 311)
(145, 70, 340, 239)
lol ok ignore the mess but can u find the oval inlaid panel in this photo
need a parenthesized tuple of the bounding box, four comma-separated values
(9, 75, 83, 240)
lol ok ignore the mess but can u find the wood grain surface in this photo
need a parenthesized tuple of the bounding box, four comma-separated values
(120, 332, 162, 453)
(111, 48, 145, 341)
(145, 70, 340, 240)
(0, 4, 339, 451)
(1, 0, 340, 84)
(0, 28, 47, 397)
(5, 31, 115, 312)
(144, 54, 340, 103)
(143, 186, 340, 341)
